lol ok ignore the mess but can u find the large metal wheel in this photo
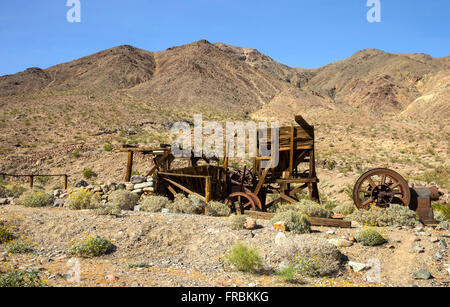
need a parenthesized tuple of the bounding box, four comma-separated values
(225, 192, 262, 214)
(353, 168, 411, 210)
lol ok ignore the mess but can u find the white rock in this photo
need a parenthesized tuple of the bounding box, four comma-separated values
(348, 261, 368, 272)
(328, 238, 353, 247)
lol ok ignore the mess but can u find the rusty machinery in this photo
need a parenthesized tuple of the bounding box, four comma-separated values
(353, 168, 444, 225)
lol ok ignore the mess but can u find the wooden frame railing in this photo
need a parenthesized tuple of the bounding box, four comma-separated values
(0, 173, 69, 189)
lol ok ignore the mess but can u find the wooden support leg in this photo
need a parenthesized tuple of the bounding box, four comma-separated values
(125, 151, 134, 182)
(29, 175, 34, 189)
(205, 177, 211, 203)
(64, 175, 68, 190)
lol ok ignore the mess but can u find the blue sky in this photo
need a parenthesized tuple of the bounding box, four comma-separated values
(0, 0, 449, 76)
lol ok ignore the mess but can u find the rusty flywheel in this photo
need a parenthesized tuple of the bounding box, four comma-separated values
(353, 168, 411, 210)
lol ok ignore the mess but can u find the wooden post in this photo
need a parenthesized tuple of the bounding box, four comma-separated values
(29, 175, 34, 188)
(63, 175, 68, 190)
(125, 151, 134, 182)
(205, 177, 211, 203)
(289, 126, 295, 176)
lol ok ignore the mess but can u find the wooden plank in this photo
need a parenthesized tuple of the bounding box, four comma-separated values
(162, 178, 206, 202)
(158, 172, 210, 179)
(63, 175, 68, 190)
(146, 151, 170, 177)
(276, 178, 318, 184)
(243, 211, 352, 228)
(205, 177, 211, 203)
(289, 126, 294, 175)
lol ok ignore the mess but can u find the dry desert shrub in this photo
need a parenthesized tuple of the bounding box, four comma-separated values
(168, 194, 206, 214)
(67, 234, 115, 258)
(205, 201, 231, 217)
(271, 210, 311, 234)
(109, 190, 139, 210)
(18, 190, 54, 208)
(140, 195, 171, 213)
(355, 228, 386, 246)
(225, 242, 262, 273)
(228, 215, 248, 230)
(333, 203, 356, 216)
(346, 204, 419, 227)
(276, 199, 333, 219)
(66, 189, 100, 210)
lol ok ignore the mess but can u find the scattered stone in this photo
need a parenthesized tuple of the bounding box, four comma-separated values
(351, 221, 361, 228)
(131, 189, 144, 195)
(244, 218, 256, 230)
(431, 237, 440, 243)
(328, 238, 353, 247)
(133, 205, 142, 212)
(0, 198, 8, 205)
(161, 208, 170, 214)
(130, 175, 146, 184)
(125, 183, 134, 191)
(413, 269, 432, 280)
(248, 283, 256, 287)
(440, 240, 447, 250)
(75, 180, 89, 188)
(93, 186, 103, 193)
(273, 221, 286, 232)
(412, 236, 421, 242)
(53, 199, 65, 208)
(348, 261, 368, 272)
(348, 236, 356, 242)
(435, 253, 443, 261)
(116, 183, 126, 190)
(414, 245, 425, 253)
(446, 265, 450, 275)
(143, 187, 155, 193)
(326, 230, 335, 235)
(134, 182, 154, 190)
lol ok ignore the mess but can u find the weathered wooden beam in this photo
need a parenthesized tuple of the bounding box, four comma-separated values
(125, 151, 134, 182)
(205, 177, 211, 203)
(162, 178, 206, 202)
(146, 151, 170, 177)
(243, 211, 352, 228)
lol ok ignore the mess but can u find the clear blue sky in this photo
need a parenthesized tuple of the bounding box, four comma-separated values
(0, 0, 449, 76)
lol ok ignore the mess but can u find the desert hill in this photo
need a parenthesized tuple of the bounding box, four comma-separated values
(0, 40, 448, 200)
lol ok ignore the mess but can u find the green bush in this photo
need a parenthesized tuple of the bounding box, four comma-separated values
(225, 242, 262, 273)
(0, 270, 45, 287)
(333, 203, 356, 216)
(228, 215, 248, 230)
(94, 204, 121, 216)
(168, 194, 206, 214)
(66, 189, 100, 210)
(6, 239, 32, 254)
(140, 195, 171, 213)
(82, 168, 97, 180)
(271, 210, 311, 234)
(356, 228, 386, 246)
(205, 201, 231, 217)
(109, 190, 140, 210)
(103, 142, 114, 152)
(67, 235, 114, 258)
(18, 191, 54, 208)
(346, 205, 419, 227)
(294, 243, 343, 277)
(0, 183, 27, 198)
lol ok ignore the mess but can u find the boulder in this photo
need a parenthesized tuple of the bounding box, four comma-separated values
(413, 268, 432, 280)
(75, 180, 89, 188)
(132, 189, 144, 195)
(273, 221, 286, 232)
(274, 232, 288, 246)
(328, 238, 353, 247)
(125, 183, 134, 191)
(348, 261, 368, 272)
(244, 218, 256, 230)
(0, 198, 8, 205)
(134, 182, 153, 190)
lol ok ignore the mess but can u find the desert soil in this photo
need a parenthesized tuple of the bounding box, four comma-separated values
(1, 204, 448, 287)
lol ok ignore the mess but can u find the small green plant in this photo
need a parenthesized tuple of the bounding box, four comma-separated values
(67, 234, 114, 258)
(0, 270, 45, 287)
(109, 190, 140, 210)
(103, 142, 114, 152)
(355, 228, 386, 246)
(6, 239, 32, 254)
(275, 265, 299, 284)
(72, 150, 81, 158)
(205, 201, 231, 217)
(225, 242, 262, 273)
(228, 215, 248, 230)
(432, 203, 449, 221)
(271, 210, 311, 234)
(82, 168, 97, 180)
(18, 191, 54, 208)
(2, 184, 27, 198)
(126, 262, 152, 269)
(140, 195, 171, 213)
(66, 189, 100, 210)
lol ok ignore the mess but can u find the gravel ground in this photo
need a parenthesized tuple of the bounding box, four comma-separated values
(0, 205, 449, 287)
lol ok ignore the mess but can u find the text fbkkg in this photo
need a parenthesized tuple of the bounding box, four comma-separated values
(171, 115, 280, 169)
